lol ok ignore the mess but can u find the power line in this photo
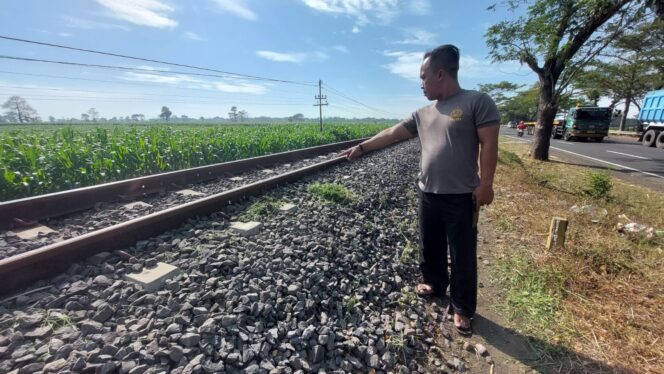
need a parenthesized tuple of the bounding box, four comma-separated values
(0, 35, 317, 86)
(0, 55, 318, 87)
(0, 70, 313, 99)
(14, 95, 308, 106)
(322, 83, 400, 117)
(0, 84, 312, 103)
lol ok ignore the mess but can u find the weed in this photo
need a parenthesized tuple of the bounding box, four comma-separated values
(378, 193, 389, 208)
(307, 182, 357, 204)
(406, 189, 416, 203)
(399, 240, 418, 264)
(242, 197, 283, 220)
(582, 170, 613, 200)
(343, 294, 360, 313)
(494, 213, 515, 232)
(398, 286, 417, 307)
(41, 310, 74, 330)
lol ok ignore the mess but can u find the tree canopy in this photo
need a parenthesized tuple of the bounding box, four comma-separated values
(485, 0, 647, 160)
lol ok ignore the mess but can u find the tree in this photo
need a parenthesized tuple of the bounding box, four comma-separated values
(87, 108, 99, 122)
(238, 110, 248, 122)
(81, 113, 90, 121)
(2, 96, 39, 123)
(159, 106, 172, 121)
(574, 15, 663, 130)
(478, 81, 525, 108)
(288, 113, 305, 122)
(131, 114, 145, 121)
(486, 0, 645, 160)
(48, 116, 55, 123)
(228, 106, 238, 121)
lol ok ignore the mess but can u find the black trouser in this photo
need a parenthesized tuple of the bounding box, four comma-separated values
(418, 191, 477, 318)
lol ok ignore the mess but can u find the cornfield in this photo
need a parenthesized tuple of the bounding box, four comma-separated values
(0, 123, 388, 201)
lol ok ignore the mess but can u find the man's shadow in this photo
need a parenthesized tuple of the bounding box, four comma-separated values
(471, 312, 632, 373)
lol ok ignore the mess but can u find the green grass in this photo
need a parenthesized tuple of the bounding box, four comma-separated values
(495, 254, 566, 337)
(241, 197, 284, 220)
(307, 182, 357, 204)
(0, 122, 387, 201)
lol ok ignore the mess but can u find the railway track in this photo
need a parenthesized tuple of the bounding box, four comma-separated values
(0, 139, 363, 296)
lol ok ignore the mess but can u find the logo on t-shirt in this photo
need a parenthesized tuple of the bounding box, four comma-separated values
(450, 107, 463, 121)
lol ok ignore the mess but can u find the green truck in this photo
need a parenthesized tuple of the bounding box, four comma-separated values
(551, 107, 612, 142)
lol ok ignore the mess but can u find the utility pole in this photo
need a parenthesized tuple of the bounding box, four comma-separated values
(313, 79, 328, 131)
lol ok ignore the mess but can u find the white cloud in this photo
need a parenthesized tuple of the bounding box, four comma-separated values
(62, 15, 131, 31)
(408, 0, 430, 15)
(458, 56, 527, 79)
(394, 28, 436, 45)
(58, 32, 73, 37)
(351, 26, 360, 33)
(96, 0, 177, 28)
(212, 82, 266, 94)
(383, 51, 532, 81)
(333, 45, 350, 53)
(256, 50, 328, 64)
(183, 31, 204, 41)
(123, 71, 266, 94)
(383, 51, 422, 81)
(302, 0, 398, 26)
(211, 0, 257, 21)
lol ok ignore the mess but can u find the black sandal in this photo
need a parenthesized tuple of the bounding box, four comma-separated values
(455, 321, 473, 336)
(447, 304, 473, 336)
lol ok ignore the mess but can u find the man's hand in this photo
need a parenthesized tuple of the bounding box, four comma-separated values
(472, 183, 494, 209)
(338, 145, 363, 160)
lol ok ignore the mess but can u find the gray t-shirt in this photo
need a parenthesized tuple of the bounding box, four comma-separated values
(400, 89, 500, 194)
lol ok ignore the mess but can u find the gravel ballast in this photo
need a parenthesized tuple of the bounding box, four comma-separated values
(0, 140, 494, 373)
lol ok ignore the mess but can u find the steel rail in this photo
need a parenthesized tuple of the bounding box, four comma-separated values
(0, 155, 350, 296)
(0, 138, 364, 230)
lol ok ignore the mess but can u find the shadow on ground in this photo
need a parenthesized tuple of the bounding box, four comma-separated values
(472, 310, 635, 374)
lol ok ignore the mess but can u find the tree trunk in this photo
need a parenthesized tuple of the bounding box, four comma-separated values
(531, 78, 558, 161)
(619, 97, 630, 131)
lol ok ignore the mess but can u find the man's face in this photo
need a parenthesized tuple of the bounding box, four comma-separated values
(420, 57, 441, 101)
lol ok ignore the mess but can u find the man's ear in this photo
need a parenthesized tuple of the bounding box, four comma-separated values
(437, 69, 445, 81)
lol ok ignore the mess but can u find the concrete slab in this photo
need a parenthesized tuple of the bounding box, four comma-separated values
(175, 189, 205, 197)
(123, 201, 152, 210)
(16, 225, 55, 240)
(230, 221, 262, 237)
(230, 177, 244, 181)
(261, 169, 274, 174)
(124, 262, 179, 292)
(279, 203, 297, 213)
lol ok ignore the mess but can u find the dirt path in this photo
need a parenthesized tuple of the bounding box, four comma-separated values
(468, 215, 540, 373)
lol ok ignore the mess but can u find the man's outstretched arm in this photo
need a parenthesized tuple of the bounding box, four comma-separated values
(339, 123, 416, 160)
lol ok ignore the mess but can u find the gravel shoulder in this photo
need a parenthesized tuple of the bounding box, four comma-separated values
(0, 139, 535, 373)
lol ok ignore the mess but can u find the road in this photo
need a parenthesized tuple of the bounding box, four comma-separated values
(500, 127, 664, 191)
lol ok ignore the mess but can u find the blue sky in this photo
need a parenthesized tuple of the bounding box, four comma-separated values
(0, 0, 537, 121)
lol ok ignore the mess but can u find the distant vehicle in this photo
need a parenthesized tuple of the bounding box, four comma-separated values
(551, 107, 611, 142)
(638, 90, 664, 149)
(507, 121, 517, 128)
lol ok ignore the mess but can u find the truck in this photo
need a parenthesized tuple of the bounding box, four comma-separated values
(551, 107, 612, 142)
(638, 89, 664, 149)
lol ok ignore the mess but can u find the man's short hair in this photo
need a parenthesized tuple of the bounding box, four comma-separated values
(423, 44, 460, 80)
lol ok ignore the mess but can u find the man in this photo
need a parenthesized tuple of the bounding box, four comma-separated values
(340, 44, 500, 336)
